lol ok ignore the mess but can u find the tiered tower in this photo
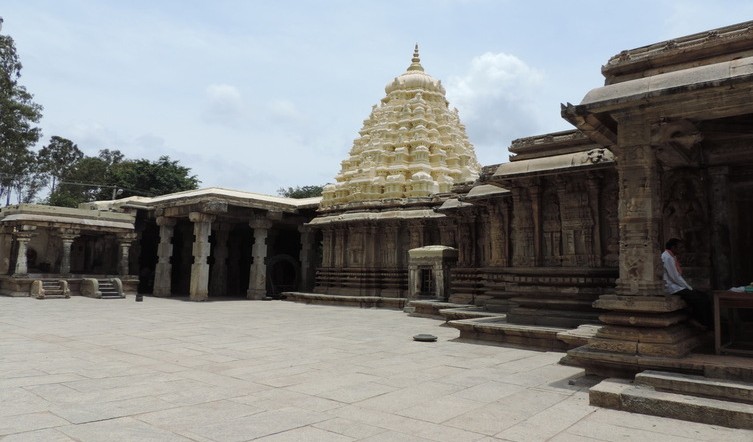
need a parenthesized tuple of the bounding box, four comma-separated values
(320, 45, 480, 208)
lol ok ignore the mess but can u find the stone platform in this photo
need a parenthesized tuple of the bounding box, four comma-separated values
(2, 296, 750, 440)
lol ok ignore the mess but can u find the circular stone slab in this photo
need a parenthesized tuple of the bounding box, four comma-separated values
(413, 334, 438, 342)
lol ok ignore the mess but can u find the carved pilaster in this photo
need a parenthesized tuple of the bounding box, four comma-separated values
(587, 173, 602, 267)
(153, 216, 176, 297)
(511, 187, 534, 267)
(189, 212, 215, 301)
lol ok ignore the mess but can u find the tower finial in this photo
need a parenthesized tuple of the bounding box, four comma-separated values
(407, 43, 424, 72)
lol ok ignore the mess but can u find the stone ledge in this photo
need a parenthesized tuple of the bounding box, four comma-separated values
(636, 370, 753, 405)
(439, 307, 503, 321)
(447, 317, 572, 351)
(282, 292, 407, 310)
(590, 377, 753, 429)
(408, 300, 473, 318)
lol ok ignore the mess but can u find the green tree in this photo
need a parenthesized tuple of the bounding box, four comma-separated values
(49, 156, 111, 207)
(0, 19, 43, 205)
(37, 136, 84, 192)
(108, 156, 199, 199)
(277, 185, 324, 198)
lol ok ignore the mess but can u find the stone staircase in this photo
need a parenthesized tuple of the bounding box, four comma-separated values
(30, 279, 70, 299)
(81, 278, 125, 299)
(98, 279, 124, 299)
(590, 370, 753, 429)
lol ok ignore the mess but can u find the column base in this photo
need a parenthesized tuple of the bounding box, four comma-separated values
(247, 288, 266, 300)
(565, 294, 709, 377)
(152, 287, 172, 297)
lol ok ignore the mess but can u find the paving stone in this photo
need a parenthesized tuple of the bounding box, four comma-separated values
(0, 297, 751, 441)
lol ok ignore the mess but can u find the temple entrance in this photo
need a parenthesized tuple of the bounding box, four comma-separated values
(267, 254, 300, 296)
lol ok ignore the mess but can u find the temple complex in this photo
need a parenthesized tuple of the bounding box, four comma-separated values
(2, 19, 753, 428)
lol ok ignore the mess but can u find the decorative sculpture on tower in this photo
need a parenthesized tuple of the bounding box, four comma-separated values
(320, 45, 480, 208)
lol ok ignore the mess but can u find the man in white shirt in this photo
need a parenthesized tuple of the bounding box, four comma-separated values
(662, 238, 712, 329)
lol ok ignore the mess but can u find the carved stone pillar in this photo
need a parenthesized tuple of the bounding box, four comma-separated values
(247, 218, 272, 300)
(209, 223, 230, 296)
(572, 115, 699, 374)
(189, 212, 215, 301)
(117, 232, 137, 276)
(708, 166, 732, 289)
(13, 226, 36, 275)
(298, 225, 315, 291)
(58, 229, 79, 275)
(153, 216, 176, 297)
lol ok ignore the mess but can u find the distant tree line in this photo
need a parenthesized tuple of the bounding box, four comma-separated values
(277, 185, 324, 198)
(0, 17, 200, 207)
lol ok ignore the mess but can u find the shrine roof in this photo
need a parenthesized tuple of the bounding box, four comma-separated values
(602, 20, 753, 84)
(580, 56, 753, 109)
(307, 208, 445, 225)
(492, 148, 615, 180)
(84, 187, 321, 213)
(0, 204, 135, 231)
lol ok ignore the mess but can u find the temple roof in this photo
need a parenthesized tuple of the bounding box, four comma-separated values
(320, 46, 480, 209)
(82, 187, 321, 213)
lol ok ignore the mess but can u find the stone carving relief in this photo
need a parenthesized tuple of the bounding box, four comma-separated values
(662, 172, 709, 267)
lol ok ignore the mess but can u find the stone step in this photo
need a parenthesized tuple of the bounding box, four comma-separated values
(509, 297, 596, 311)
(407, 300, 473, 318)
(98, 279, 124, 299)
(635, 370, 753, 405)
(506, 307, 601, 328)
(438, 307, 503, 321)
(447, 317, 572, 351)
(590, 378, 753, 429)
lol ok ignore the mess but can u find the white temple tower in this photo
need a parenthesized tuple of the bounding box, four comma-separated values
(320, 45, 480, 208)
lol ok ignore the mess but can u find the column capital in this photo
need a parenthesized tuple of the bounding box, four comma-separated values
(156, 216, 177, 227)
(249, 218, 273, 230)
(117, 232, 138, 243)
(189, 212, 215, 223)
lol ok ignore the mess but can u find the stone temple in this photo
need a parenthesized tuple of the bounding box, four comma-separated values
(2, 21, 753, 427)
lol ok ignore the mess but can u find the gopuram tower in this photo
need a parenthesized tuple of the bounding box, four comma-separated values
(307, 46, 481, 298)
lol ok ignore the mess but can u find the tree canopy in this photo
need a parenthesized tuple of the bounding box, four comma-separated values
(0, 21, 43, 205)
(277, 185, 324, 199)
(0, 19, 200, 207)
(49, 151, 200, 207)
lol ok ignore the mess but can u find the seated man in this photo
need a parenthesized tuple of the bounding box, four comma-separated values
(662, 238, 713, 329)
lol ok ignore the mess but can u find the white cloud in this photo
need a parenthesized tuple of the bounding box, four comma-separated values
(446, 52, 546, 163)
(267, 99, 303, 122)
(202, 84, 245, 125)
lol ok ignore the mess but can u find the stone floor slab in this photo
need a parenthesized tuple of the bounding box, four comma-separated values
(0, 296, 751, 441)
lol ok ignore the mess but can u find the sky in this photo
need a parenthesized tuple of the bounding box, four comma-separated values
(3, 1, 753, 197)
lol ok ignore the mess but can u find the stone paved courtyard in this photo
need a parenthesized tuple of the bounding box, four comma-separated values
(1, 296, 751, 441)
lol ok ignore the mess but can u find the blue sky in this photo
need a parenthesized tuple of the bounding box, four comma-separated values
(3, 1, 752, 195)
